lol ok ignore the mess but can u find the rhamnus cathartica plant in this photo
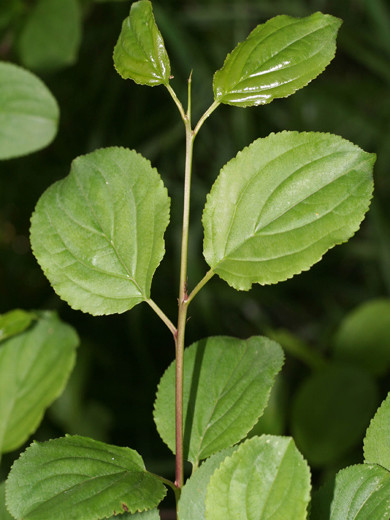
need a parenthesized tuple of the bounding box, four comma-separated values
(5, 2, 377, 519)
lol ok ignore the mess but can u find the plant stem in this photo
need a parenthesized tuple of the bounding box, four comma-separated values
(146, 299, 177, 338)
(187, 269, 215, 305)
(193, 100, 220, 138)
(174, 76, 194, 490)
(166, 83, 186, 124)
(166, 79, 219, 491)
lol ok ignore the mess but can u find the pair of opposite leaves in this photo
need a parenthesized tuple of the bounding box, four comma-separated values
(30, 1, 375, 316)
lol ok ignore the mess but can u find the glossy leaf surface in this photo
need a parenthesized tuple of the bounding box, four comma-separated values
(364, 392, 390, 471)
(178, 448, 236, 520)
(0, 312, 78, 454)
(213, 12, 341, 107)
(205, 435, 311, 520)
(0, 62, 59, 159)
(330, 464, 390, 520)
(203, 131, 375, 290)
(30, 147, 170, 315)
(18, 0, 81, 71)
(114, 0, 171, 86)
(6, 435, 166, 520)
(333, 299, 390, 376)
(154, 336, 283, 465)
(291, 365, 378, 466)
(0, 309, 35, 342)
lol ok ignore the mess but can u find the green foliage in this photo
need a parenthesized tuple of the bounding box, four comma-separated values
(203, 131, 375, 290)
(0, 309, 35, 341)
(0, 482, 12, 520)
(5, 435, 166, 520)
(329, 464, 390, 520)
(30, 147, 170, 315)
(364, 392, 390, 471)
(18, 0, 82, 71)
(178, 448, 236, 520)
(333, 299, 390, 376)
(213, 12, 342, 107)
(113, 0, 171, 86)
(291, 365, 378, 467)
(154, 336, 284, 465)
(1, 1, 382, 519)
(205, 435, 311, 520)
(0, 62, 59, 160)
(0, 311, 79, 455)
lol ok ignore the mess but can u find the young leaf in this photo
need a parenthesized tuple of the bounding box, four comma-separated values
(17, 0, 81, 71)
(333, 299, 390, 376)
(291, 365, 378, 467)
(213, 12, 342, 107)
(205, 435, 311, 520)
(0, 311, 79, 455)
(203, 131, 375, 290)
(330, 464, 390, 520)
(0, 309, 35, 342)
(30, 147, 170, 315)
(178, 448, 237, 520)
(154, 336, 284, 465)
(0, 62, 59, 160)
(5, 435, 167, 520)
(0, 482, 13, 520)
(364, 392, 390, 471)
(113, 0, 171, 86)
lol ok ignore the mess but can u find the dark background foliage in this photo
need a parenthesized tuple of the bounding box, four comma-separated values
(1, 0, 390, 498)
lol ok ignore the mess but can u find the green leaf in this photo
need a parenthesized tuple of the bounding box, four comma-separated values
(5, 435, 167, 520)
(0, 62, 59, 160)
(154, 336, 284, 465)
(30, 147, 170, 315)
(213, 12, 342, 107)
(333, 299, 390, 376)
(0, 311, 79, 454)
(0, 482, 13, 520)
(330, 464, 390, 520)
(18, 0, 82, 71)
(203, 131, 375, 290)
(291, 365, 379, 467)
(178, 448, 236, 520)
(113, 0, 171, 86)
(205, 435, 311, 520)
(364, 392, 390, 471)
(0, 309, 35, 342)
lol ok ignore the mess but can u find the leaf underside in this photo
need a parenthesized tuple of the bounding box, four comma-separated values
(30, 147, 170, 315)
(203, 131, 375, 290)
